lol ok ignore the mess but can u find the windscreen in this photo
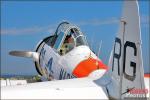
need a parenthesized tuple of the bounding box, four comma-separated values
(70, 28, 88, 47)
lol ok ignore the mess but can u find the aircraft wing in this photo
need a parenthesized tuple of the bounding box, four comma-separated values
(1, 76, 108, 99)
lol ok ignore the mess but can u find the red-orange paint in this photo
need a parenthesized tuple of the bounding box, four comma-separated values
(73, 57, 108, 78)
(144, 74, 150, 78)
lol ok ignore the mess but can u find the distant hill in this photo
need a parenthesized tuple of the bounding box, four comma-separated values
(0, 74, 42, 83)
(0, 74, 36, 78)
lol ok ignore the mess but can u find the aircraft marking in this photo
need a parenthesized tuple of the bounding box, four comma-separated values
(46, 58, 54, 74)
(123, 41, 137, 81)
(112, 37, 137, 81)
(59, 68, 76, 80)
(39, 47, 46, 67)
(112, 38, 121, 75)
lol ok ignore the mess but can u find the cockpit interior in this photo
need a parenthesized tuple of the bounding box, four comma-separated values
(44, 22, 88, 56)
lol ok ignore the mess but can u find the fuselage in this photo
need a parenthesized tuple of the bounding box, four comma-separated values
(35, 39, 107, 80)
(33, 22, 108, 80)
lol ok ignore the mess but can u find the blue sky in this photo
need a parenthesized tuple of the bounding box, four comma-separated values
(1, 1, 149, 75)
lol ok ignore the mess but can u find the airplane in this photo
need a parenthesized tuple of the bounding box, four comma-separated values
(1, 0, 149, 99)
(9, 21, 108, 81)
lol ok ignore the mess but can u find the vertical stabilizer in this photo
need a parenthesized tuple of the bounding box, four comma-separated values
(106, 0, 146, 99)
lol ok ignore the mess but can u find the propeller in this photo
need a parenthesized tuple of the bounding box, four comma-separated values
(9, 51, 39, 62)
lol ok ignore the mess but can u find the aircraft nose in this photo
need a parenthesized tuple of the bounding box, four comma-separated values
(72, 58, 108, 78)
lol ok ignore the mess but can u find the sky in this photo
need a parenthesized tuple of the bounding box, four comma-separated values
(1, 0, 149, 75)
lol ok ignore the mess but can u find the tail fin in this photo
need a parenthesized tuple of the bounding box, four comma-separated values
(9, 51, 39, 62)
(107, 0, 146, 99)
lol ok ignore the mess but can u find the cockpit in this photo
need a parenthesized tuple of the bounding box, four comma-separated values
(46, 22, 88, 55)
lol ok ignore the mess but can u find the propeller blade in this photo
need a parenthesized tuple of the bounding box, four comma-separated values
(9, 51, 39, 61)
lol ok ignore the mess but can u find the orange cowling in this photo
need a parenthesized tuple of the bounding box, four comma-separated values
(73, 57, 108, 78)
